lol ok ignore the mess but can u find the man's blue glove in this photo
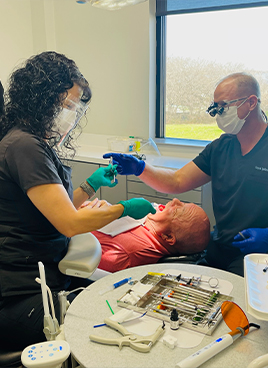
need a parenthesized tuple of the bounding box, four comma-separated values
(103, 153, 145, 176)
(86, 164, 118, 192)
(232, 228, 268, 254)
(118, 198, 156, 220)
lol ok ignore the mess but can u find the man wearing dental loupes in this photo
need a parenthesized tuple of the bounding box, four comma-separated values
(104, 72, 268, 277)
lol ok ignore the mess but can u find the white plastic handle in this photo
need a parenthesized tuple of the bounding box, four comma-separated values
(38, 262, 50, 317)
(176, 333, 233, 368)
(247, 353, 268, 368)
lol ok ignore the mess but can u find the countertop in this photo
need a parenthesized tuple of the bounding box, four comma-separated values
(70, 133, 196, 170)
(64, 263, 268, 368)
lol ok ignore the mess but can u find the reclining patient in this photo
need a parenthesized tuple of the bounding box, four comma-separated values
(91, 198, 210, 272)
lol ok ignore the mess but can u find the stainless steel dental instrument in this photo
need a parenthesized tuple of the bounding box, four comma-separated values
(118, 273, 231, 335)
(109, 156, 115, 183)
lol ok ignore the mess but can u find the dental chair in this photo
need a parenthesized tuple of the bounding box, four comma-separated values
(0, 232, 103, 368)
(157, 250, 207, 265)
(0, 344, 23, 368)
(157, 230, 213, 266)
(58, 232, 103, 280)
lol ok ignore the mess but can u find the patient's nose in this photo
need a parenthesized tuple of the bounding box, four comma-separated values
(172, 198, 182, 206)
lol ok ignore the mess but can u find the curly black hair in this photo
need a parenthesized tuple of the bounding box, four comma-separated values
(0, 51, 92, 154)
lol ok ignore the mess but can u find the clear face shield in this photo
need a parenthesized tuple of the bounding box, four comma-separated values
(55, 95, 89, 147)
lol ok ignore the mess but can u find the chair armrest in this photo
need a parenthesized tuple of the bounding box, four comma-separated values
(58, 233, 102, 279)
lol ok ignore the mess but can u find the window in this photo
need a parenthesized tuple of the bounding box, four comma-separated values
(156, 1, 268, 143)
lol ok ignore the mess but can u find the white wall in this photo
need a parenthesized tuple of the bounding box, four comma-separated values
(0, 0, 155, 139)
(0, 0, 34, 87)
(52, 0, 154, 138)
(0, 0, 202, 158)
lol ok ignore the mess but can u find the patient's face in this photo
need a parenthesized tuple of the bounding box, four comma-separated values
(147, 198, 198, 225)
(146, 199, 209, 250)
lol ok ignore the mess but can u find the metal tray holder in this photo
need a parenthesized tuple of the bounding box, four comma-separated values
(117, 273, 232, 335)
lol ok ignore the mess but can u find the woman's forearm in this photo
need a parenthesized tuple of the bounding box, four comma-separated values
(27, 183, 124, 237)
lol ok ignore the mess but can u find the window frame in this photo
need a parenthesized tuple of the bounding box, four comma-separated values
(155, 0, 268, 143)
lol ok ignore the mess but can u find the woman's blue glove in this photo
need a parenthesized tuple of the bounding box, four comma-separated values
(232, 228, 268, 254)
(103, 153, 145, 176)
(86, 164, 118, 192)
(118, 198, 156, 219)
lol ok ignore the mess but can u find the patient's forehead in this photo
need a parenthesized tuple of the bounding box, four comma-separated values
(172, 201, 204, 222)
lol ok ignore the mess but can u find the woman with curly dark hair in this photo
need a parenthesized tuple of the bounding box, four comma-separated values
(0, 51, 155, 349)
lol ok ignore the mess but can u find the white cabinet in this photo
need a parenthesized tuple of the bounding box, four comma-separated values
(67, 160, 100, 199)
(126, 175, 201, 205)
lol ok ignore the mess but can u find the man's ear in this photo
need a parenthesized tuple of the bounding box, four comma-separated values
(161, 232, 176, 246)
(249, 95, 259, 110)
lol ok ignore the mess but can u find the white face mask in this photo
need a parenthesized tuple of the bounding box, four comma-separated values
(216, 98, 250, 135)
(54, 108, 77, 146)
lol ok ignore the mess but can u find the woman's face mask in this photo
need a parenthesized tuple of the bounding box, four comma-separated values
(216, 98, 250, 134)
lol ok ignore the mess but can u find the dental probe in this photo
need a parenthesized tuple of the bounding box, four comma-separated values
(239, 231, 246, 240)
(109, 156, 115, 183)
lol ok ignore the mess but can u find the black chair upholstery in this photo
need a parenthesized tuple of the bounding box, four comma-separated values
(157, 250, 207, 265)
(0, 346, 23, 368)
